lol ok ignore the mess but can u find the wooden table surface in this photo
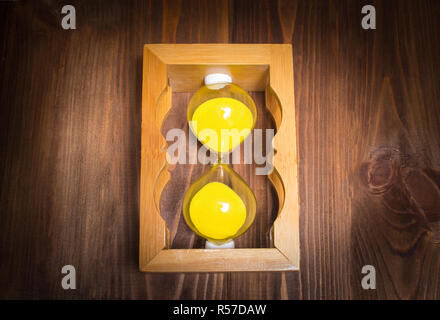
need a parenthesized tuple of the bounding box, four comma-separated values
(1, 0, 439, 299)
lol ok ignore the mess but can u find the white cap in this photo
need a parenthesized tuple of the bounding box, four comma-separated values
(205, 240, 235, 249)
(204, 73, 232, 86)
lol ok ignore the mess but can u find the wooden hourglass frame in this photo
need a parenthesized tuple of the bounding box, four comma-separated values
(140, 44, 299, 272)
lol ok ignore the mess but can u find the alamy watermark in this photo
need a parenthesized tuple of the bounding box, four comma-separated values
(61, 265, 76, 290)
(361, 265, 376, 290)
(165, 123, 275, 176)
(361, 5, 376, 30)
(61, 5, 76, 30)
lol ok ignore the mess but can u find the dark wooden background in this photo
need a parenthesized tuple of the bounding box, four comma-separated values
(1, 0, 439, 299)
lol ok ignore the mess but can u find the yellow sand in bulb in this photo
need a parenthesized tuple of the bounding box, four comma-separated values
(190, 97, 254, 153)
(189, 182, 246, 240)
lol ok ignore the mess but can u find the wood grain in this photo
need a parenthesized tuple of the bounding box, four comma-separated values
(144, 249, 297, 273)
(0, 0, 439, 299)
(139, 45, 169, 271)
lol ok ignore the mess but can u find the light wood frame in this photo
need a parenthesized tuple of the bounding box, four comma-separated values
(140, 44, 299, 272)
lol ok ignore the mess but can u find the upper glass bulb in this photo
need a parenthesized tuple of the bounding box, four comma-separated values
(187, 81, 257, 154)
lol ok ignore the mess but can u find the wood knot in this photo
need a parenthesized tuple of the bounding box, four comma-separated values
(360, 147, 408, 195)
(359, 146, 440, 242)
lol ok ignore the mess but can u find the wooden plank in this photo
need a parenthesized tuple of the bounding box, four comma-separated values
(1, 0, 439, 299)
(269, 45, 300, 268)
(143, 249, 297, 273)
(139, 46, 169, 269)
(147, 44, 272, 65)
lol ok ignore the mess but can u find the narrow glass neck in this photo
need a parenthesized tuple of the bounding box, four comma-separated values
(216, 152, 229, 164)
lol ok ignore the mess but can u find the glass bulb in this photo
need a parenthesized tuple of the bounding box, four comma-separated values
(187, 83, 257, 154)
(183, 164, 257, 245)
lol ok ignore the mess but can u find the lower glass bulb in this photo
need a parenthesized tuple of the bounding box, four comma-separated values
(183, 164, 257, 245)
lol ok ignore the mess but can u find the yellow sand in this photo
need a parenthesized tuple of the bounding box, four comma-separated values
(190, 97, 253, 153)
(189, 182, 246, 240)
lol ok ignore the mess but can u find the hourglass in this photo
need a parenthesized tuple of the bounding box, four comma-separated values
(183, 74, 257, 249)
(141, 44, 299, 272)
